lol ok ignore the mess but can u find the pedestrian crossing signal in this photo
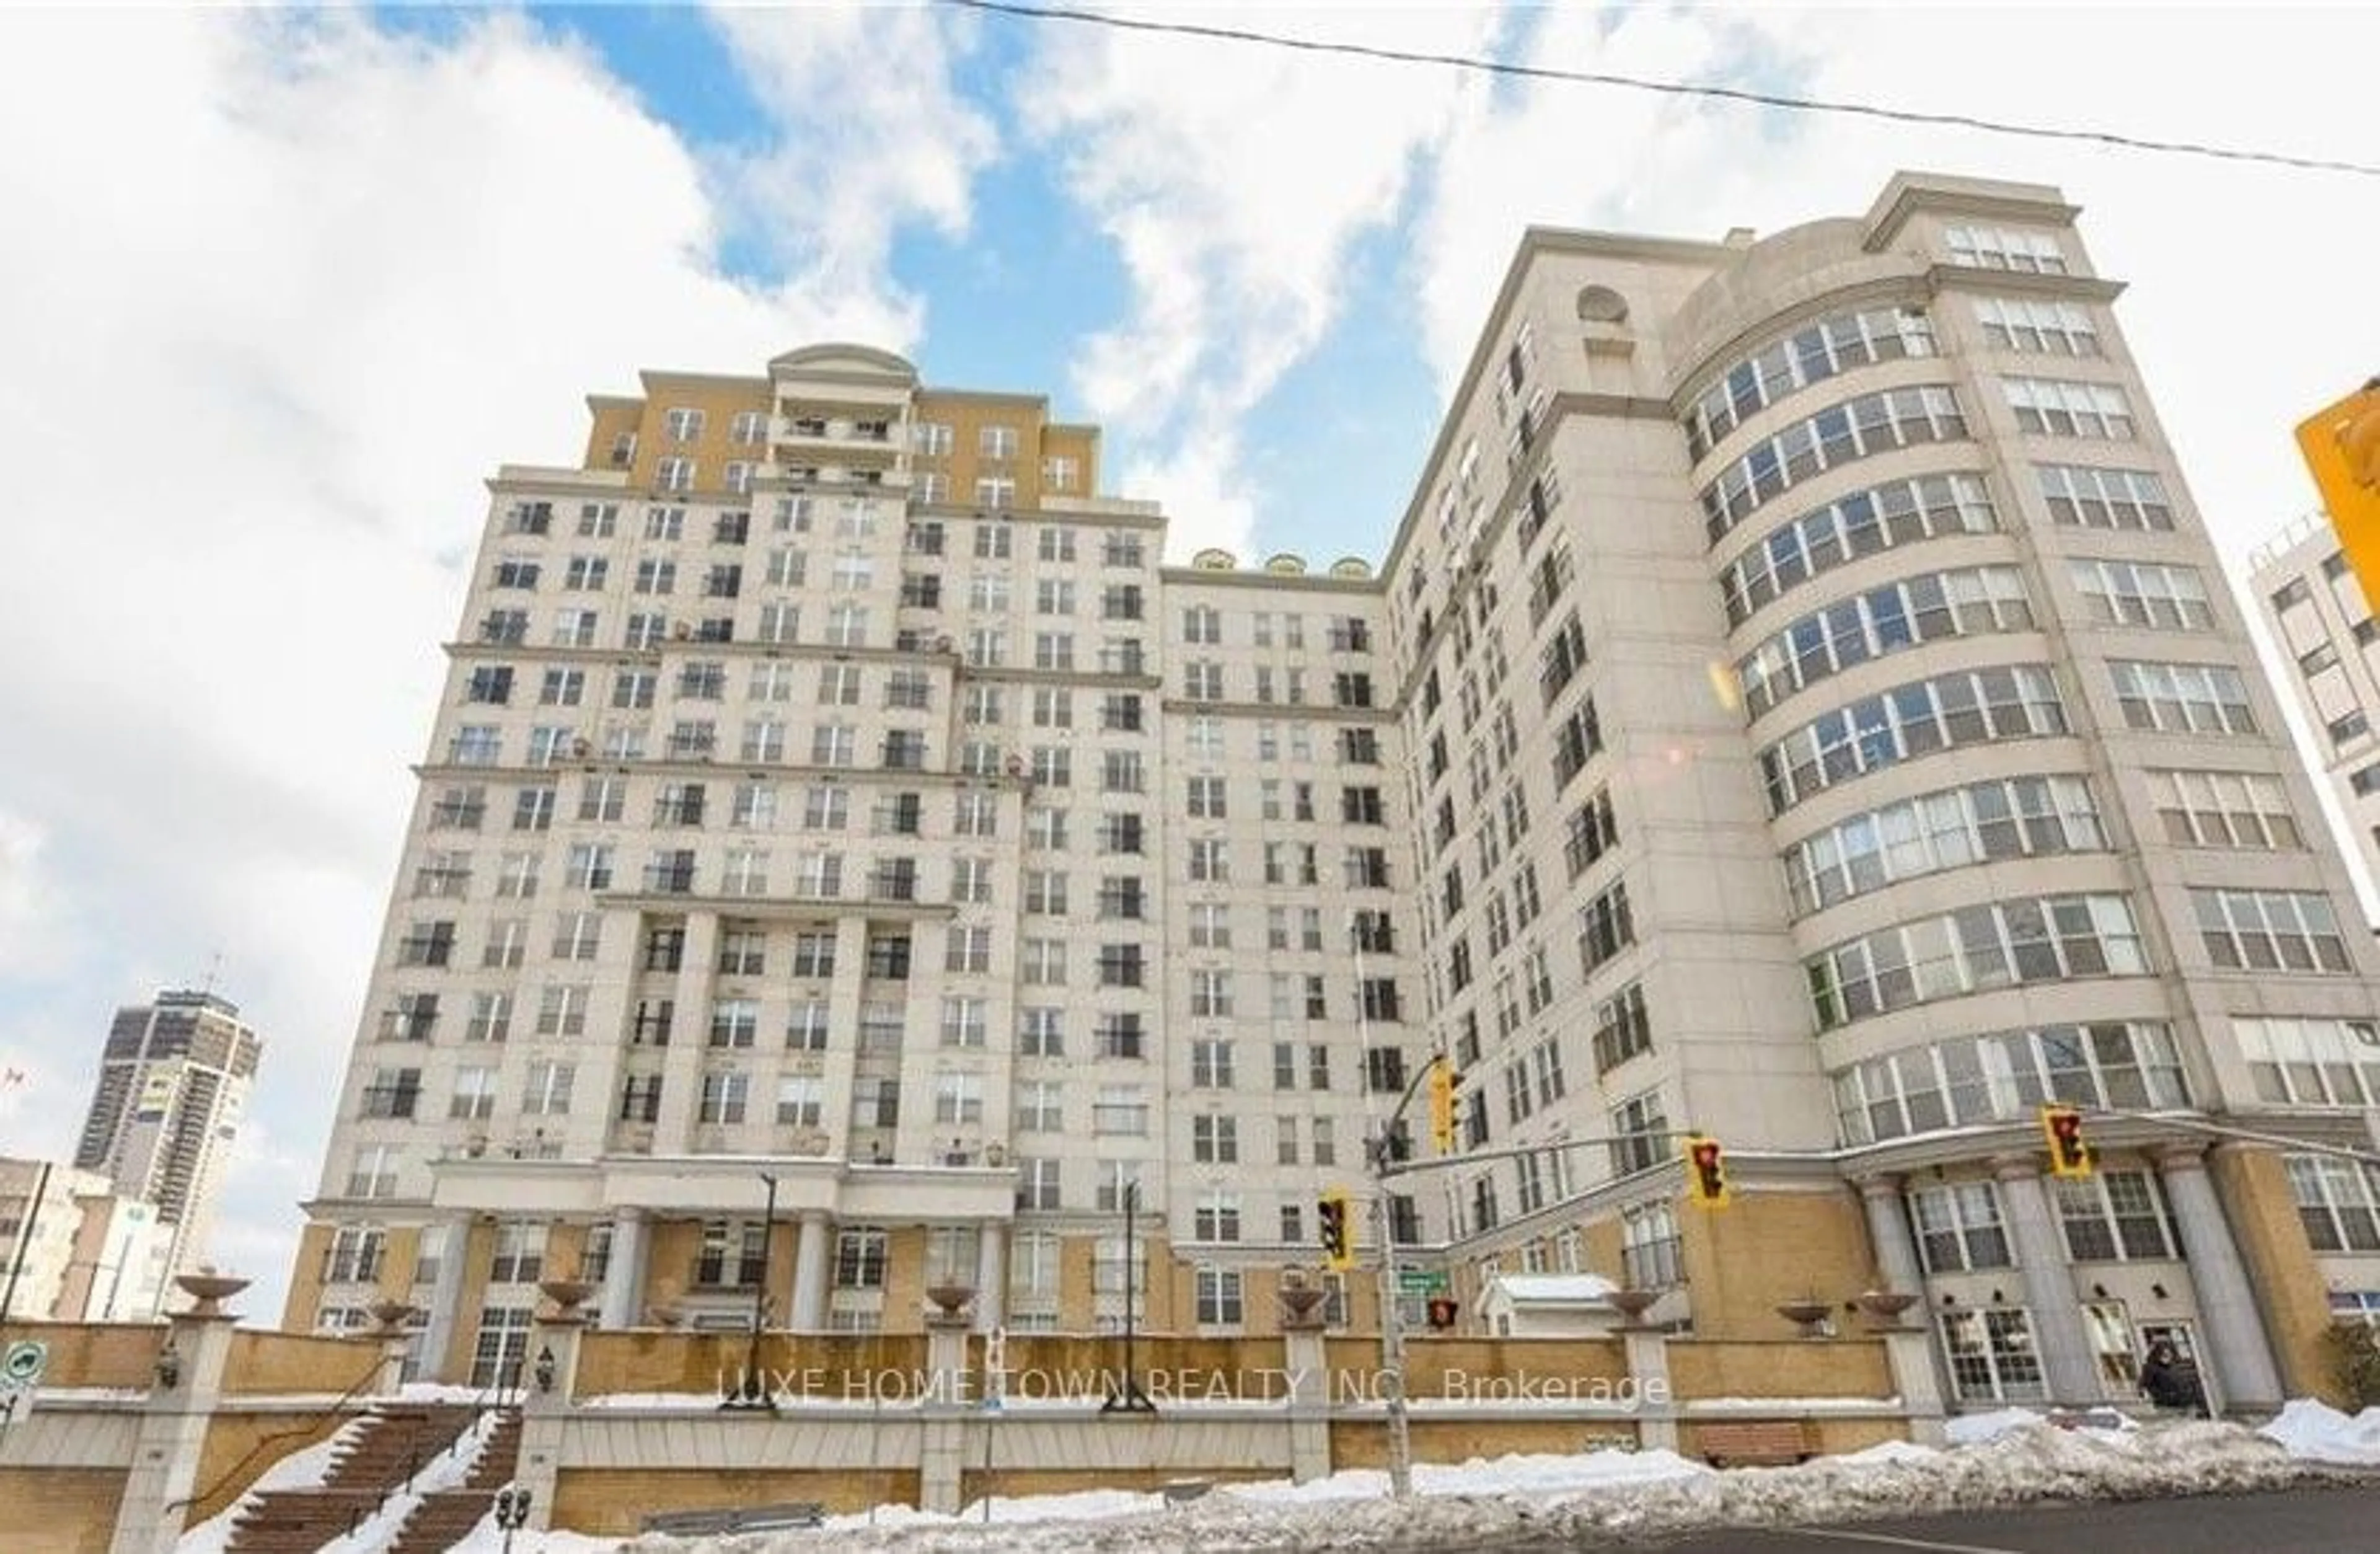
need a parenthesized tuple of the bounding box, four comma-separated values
(2042, 1105, 2093, 1178)
(1683, 1134, 1730, 1208)
(1318, 1190, 1354, 1271)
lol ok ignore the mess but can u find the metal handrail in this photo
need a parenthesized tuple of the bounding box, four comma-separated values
(355, 1365, 520, 1537)
(163, 1355, 384, 1518)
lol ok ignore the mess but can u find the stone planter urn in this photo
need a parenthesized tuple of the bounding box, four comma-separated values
(1279, 1269, 1328, 1329)
(367, 1299, 416, 1336)
(539, 1278, 596, 1318)
(1853, 1289, 1920, 1328)
(1606, 1287, 1661, 1328)
(925, 1282, 976, 1321)
(175, 1270, 251, 1318)
(1775, 1297, 1833, 1337)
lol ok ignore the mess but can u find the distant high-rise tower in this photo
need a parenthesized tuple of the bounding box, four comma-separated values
(74, 989, 262, 1281)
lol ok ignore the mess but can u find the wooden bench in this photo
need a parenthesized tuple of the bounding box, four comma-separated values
(1695, 1419, 1815, 1467)
(640, 1501, 826, 1536)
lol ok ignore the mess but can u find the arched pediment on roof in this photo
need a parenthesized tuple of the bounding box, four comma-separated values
(767, 343, 918, 381)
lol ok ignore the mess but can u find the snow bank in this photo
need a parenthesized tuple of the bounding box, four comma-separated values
(1829, 1439, 1939, 1467)
(1229, 1446, 1710, 1506)
(1943, 1405, 2043, 1444)
(2260, 1398, 2380, 1465)
(619, 1416, 2330, 1553)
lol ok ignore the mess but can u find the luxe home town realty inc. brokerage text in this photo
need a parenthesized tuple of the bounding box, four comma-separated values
(712, 1364, 1674, 1407)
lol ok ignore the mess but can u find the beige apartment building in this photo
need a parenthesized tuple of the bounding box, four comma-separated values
(2248, 513, 2380, 895)
(294, 172, 2380, 1414)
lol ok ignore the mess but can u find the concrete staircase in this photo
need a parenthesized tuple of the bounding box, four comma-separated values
(386, 1409, 524, 1554)
(222, 1403, 478, 1554)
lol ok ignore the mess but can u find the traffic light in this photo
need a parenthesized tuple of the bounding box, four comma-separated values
(1428, 1056, 1460, 1155)
(1683, 1133, 1730, 1209)
(2298, 380, 2380, 615)
(1426, 1297, 1459, 1331)
(1318, 1190, 1354, 1271)
(2042, 1105, 2093, 1178)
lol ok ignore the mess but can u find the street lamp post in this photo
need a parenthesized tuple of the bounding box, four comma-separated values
(493, 1486, 533, 1554)
(1100, 1178, 1155, 1414)
(728, 1172, 778, 1410)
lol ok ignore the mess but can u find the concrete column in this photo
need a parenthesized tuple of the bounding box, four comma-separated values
(1878, 1323, 1949, 1446)
(1990, 1156, 2101, 1405)
(1621, 1328, 1677, 1452)
(516, 1312, 583, 1531)
(973, 1222, 1007, 1333)
(377, 1331, 412, 1397)
(415, 1216, 470, 1384)
(597, 1208, 649, 1330)
(1861, 1176, 1962, 1415)
(919, 1311, 971, 1514)
(1282, 1320, 1331, 1481)
(790, 1211, 831, 1331)
(2157, 1145, 2284, 1412)
(108, 1300, 239, 1554)
(1858, 1175, 1925, 1296)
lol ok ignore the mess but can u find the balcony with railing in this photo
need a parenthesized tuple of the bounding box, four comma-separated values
(773, 413, 902, 466)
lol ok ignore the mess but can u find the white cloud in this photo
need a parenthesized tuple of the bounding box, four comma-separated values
(704, 1, 1000, 347)
(0, 810, 62, 981)
(0, 5, 987, 1319)
(1017, 3, 1503, 557)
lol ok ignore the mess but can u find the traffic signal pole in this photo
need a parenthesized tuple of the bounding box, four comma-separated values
(1362, 1053, 1443, 1502)
(1368, 1168, 1414, 1501)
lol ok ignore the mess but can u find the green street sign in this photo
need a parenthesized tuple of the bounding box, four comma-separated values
(1, 1340, 47, 1388)
(1396, 1269, 1449, 1296)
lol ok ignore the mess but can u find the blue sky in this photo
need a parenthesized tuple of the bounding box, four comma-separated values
(2, 1, 2376, 1321)
(385, 0, 1453, 564)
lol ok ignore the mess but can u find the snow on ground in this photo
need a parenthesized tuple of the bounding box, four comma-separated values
(177, 1418, 372, 1554)
(437, 1519, 622, 1553)
(312, 1410, 501, 1553)
(175, 1411, 498, 1554)
(2260, 1398, 2380, 1465)
(610, 1411, 2362, 1553)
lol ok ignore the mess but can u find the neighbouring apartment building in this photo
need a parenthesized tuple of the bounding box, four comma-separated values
(292, 172, 2380, 1415)
(74, 988, 260, 1284)
(0, 1157, 172, 1323)
(2248, 513, 2380, 893)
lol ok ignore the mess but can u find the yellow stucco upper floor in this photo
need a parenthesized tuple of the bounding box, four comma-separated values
(573, 356, 1103, 507)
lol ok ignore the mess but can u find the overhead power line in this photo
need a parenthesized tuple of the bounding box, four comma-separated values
(937, 0, 2380, 180)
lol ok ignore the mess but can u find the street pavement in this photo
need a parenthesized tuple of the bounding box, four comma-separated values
(1620, 1484, 2380, 1552)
